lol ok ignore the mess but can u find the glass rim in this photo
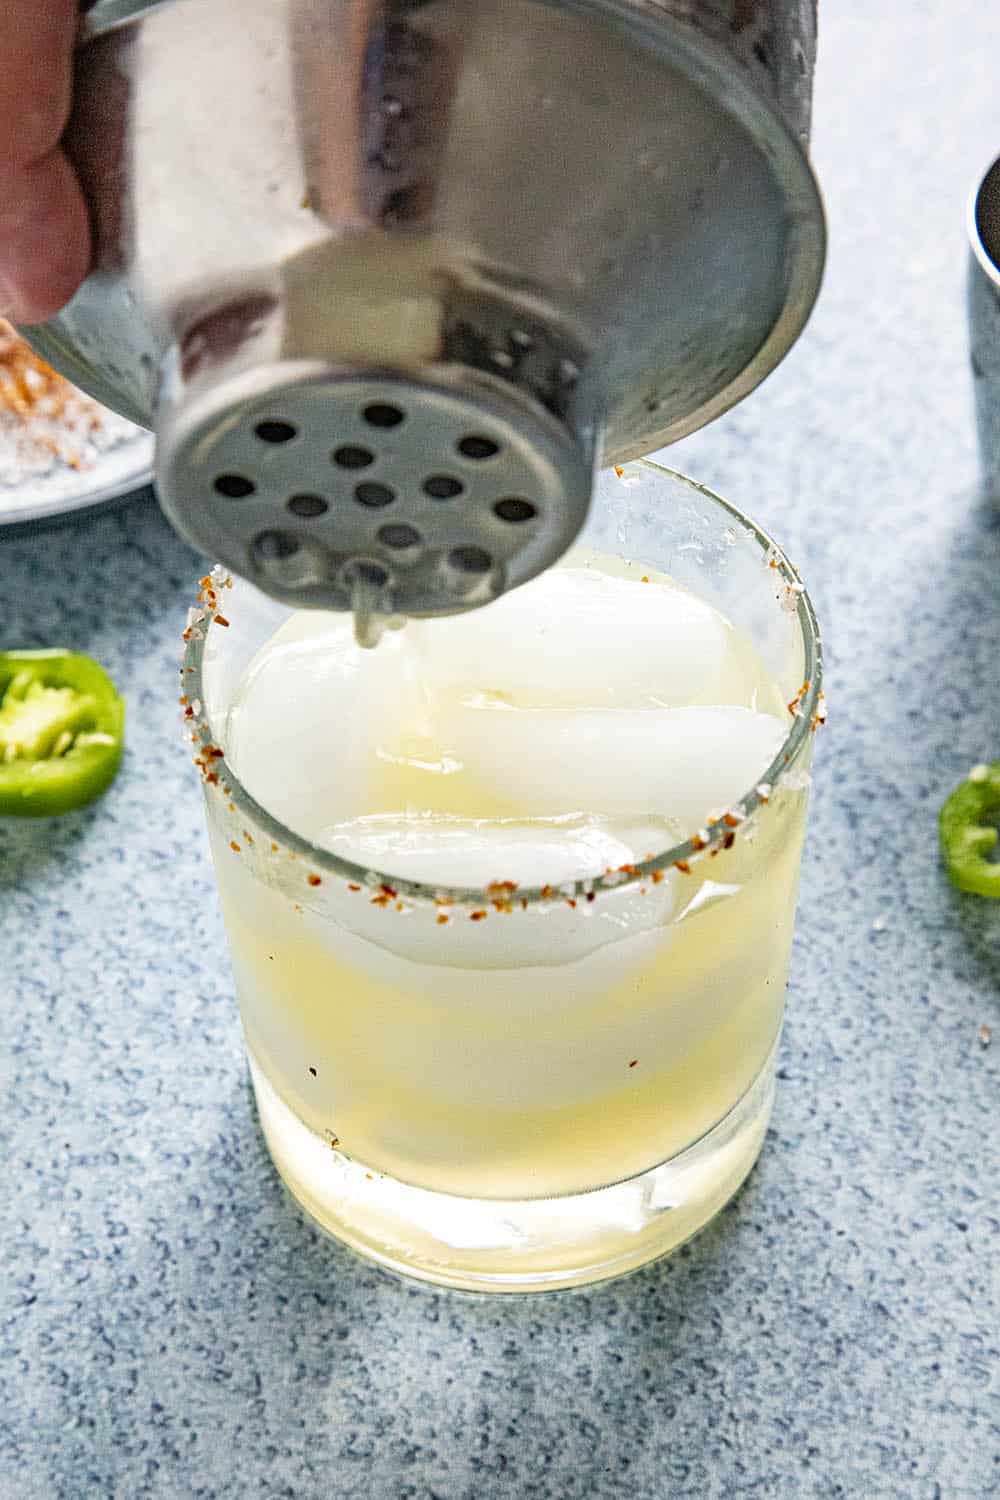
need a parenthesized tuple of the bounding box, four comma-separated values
(181, 459, 824, 909)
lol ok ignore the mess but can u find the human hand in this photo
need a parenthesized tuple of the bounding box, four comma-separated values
(0, 0, 90, 324)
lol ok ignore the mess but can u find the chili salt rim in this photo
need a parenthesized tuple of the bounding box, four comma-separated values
(180, 462, 823, 911)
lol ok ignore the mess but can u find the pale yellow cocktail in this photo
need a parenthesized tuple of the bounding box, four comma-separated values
(185, 464, 822, 1290)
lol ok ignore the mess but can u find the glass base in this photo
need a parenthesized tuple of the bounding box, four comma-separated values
(249, 1044, 777, 1294)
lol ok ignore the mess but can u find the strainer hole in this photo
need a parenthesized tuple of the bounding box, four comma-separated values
(363, 402, 405, 429)
(253, 530, 300, 561)
(355, 481, 395, 509)
(458, 435, 500, 460)
(287, 493, 329, 519)
(378, 523, 421, 550)
(255, 419, 297, 444)
(449, 545, 492, 574)
(214, 474, 256, 499)
(494, 498, 537, 524)
(423, 475, 464, 500)
(332, 445, 375, 470)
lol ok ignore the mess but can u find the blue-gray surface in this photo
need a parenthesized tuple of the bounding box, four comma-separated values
(3, 6, 999, 1497)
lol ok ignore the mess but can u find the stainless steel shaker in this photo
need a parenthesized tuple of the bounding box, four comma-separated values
(26, 0, 826, 617)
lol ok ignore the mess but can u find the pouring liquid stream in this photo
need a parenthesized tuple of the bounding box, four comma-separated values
(350, 573, 407, 652)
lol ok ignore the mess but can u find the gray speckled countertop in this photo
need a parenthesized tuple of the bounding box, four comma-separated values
(4, 5, 1000, 1496)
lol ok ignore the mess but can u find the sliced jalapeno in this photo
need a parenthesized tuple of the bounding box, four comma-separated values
(0, 650, 124, 817)
(939, 761, 1000, 898)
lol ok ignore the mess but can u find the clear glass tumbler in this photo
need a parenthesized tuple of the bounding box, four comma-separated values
(181, 461, 823, 1292)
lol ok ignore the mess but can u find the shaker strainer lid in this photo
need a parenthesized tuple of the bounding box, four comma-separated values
(28, 0, 825, 618)
(157, 359, 595, 620)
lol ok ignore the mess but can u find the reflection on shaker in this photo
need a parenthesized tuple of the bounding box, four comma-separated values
(968, 154, 1000, 498)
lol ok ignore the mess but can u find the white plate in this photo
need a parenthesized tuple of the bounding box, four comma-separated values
(0, 429, 155, 527)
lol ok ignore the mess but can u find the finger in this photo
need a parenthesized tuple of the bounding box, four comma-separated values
(0, 151, 91, 323)
(0, 0, 79, 172)
(0, 0, 89, 322)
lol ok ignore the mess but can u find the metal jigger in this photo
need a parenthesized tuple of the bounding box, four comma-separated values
(968, 153, 1000, 499)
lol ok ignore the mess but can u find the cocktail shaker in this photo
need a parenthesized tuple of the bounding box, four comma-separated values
(26, 0, 825, 615)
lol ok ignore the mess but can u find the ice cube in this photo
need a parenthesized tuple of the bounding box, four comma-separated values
(225, 613, 422, 832)
(407, 566, 731, 709)
(445, 702, 787, 833)
(318, 812, 665, 888)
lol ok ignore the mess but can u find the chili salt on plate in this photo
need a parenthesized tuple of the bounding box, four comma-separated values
(0, 320, 154, 526)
